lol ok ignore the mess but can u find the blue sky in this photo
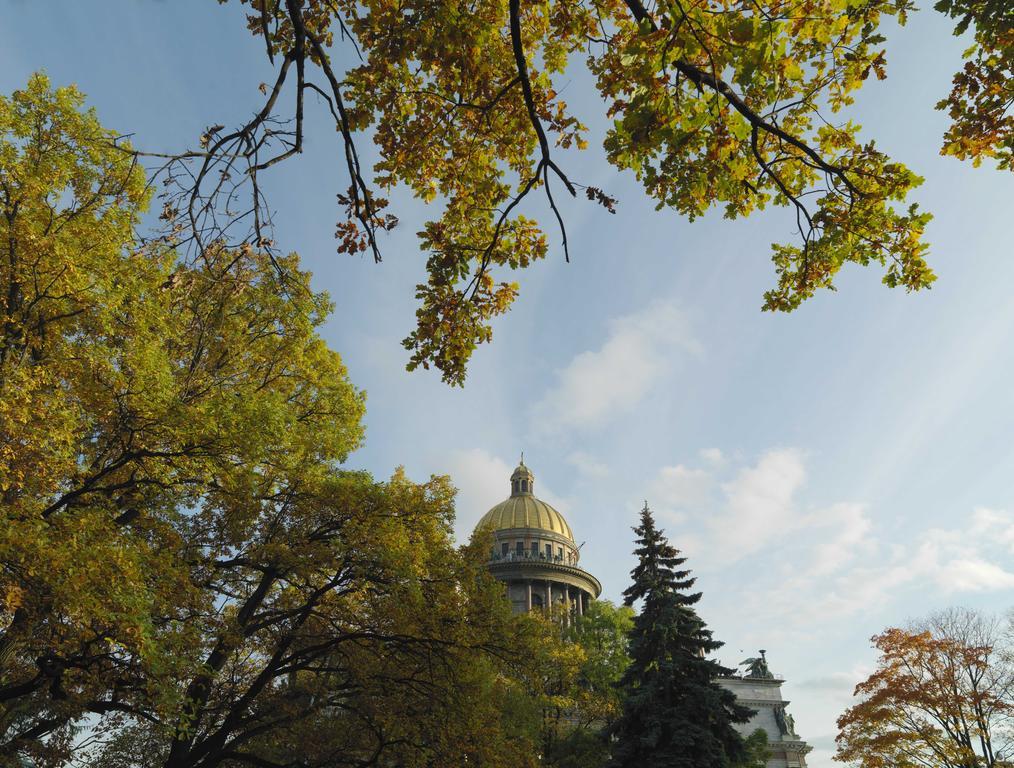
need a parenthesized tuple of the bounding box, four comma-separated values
(4, 1, 1013, 765)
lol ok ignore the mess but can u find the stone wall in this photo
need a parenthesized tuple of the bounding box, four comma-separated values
(719, 675, 811, 768)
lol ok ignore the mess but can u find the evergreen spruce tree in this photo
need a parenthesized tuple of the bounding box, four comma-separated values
(607, 504, 753, 768)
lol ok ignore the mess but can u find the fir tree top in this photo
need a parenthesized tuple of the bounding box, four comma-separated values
(623, 501, 702, 610)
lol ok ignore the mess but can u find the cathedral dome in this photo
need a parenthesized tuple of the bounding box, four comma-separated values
(477, 496, 574, 540)
(476, 458, 600, 610)
(475, 460, 574, 541)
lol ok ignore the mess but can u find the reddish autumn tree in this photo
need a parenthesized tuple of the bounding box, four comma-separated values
(836, 608, 1014, 768)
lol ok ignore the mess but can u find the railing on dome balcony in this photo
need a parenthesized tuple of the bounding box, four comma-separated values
(488, 550, 578, 566)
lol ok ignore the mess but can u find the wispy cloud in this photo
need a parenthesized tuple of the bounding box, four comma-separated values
(700, 448, 725, 464)
(567, 451, 610, 478)
(712, 448, 808, 560)
(971, 507, 1014, 552)
(804, 502, 874, 577)
(532, 302, 700, 433)
(649, 464, 713, 523)
(643, 449, 1014, 626)
(740, 498, 1014, 623)
(796, 666, 871, 696)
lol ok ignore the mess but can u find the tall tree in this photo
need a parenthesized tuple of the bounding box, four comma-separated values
(0, 75, 551, 768)
(0, 73, 363, 766)
(82, 473, 551, 768)
(566, 600, 635, 732)
(545, 600, 635, 768)
(607, 504, 752, 768)
(836, 607, 1014, 768)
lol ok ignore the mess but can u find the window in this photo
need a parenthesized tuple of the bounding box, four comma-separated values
(557, 547, 563, 560)
(516, 541, 524, 556)
(532, 593, 544, 608)
(545, 543, 553, 558)
(501, 542, 509, 558)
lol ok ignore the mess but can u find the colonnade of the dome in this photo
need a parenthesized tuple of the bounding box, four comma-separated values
(504, 578, 590, 615)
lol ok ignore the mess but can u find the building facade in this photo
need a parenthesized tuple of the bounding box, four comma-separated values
(721, 652, 812, 768)
(475, 460, 601, 617)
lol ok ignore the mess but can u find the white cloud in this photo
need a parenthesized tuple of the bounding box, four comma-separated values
(804, 503, 874, 577)
(656, 448, 1014, 628)
(567, 451, 610, 478)
(446, 449, 513, 541)
(642, 448, 1014, 636)
(938, 558, 1014, 591)
(642, 448, 831, 568)
(651, 464, 713, 512)
(711, 448, 807, 560)
(906, 512, 1014, 593)
(971, 507, 1014, 551)
(751, 506, 1014, 623)
(700, 447, 724, 464)
(532, 302, 699, 433)
(796, 668, 869, 695)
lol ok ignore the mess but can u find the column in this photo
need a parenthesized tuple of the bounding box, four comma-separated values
(577, 591, 584, 617)
(526, 581, 532, 611)
(547, 581, 553, 616)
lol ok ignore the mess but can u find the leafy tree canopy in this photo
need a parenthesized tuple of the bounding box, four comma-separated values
(934, 0, 1013, 169)
(85, 473, 558, 768)
(0, 72, 364, 765)
(836, 607, 1014, 768)
(565, 599, 635, 727)
(145, 0, 1007, 383)
(0, 75, 560, 768)
(734, 729, 774, 768)
(543, 600, 635, 768)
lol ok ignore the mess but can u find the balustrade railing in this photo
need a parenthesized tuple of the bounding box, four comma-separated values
(488, 550, 577, 566)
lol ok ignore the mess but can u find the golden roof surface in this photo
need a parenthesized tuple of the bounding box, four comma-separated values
(474, 461, 575, 540)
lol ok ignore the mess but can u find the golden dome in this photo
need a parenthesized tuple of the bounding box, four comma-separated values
(475, 461, 574, 540)
(477, 496, 574, 539)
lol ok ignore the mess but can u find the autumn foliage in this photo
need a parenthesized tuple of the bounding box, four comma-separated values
(0, 74, 636, 768)
(836, 611, 1014, 768)
(168, 0, 1004, 383)
(935, 0, 1013, 170)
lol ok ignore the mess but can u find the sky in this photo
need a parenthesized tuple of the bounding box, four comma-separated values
(3, 2, 1014, 765)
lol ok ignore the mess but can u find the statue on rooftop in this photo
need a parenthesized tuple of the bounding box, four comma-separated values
(739, 649, 773, 679)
